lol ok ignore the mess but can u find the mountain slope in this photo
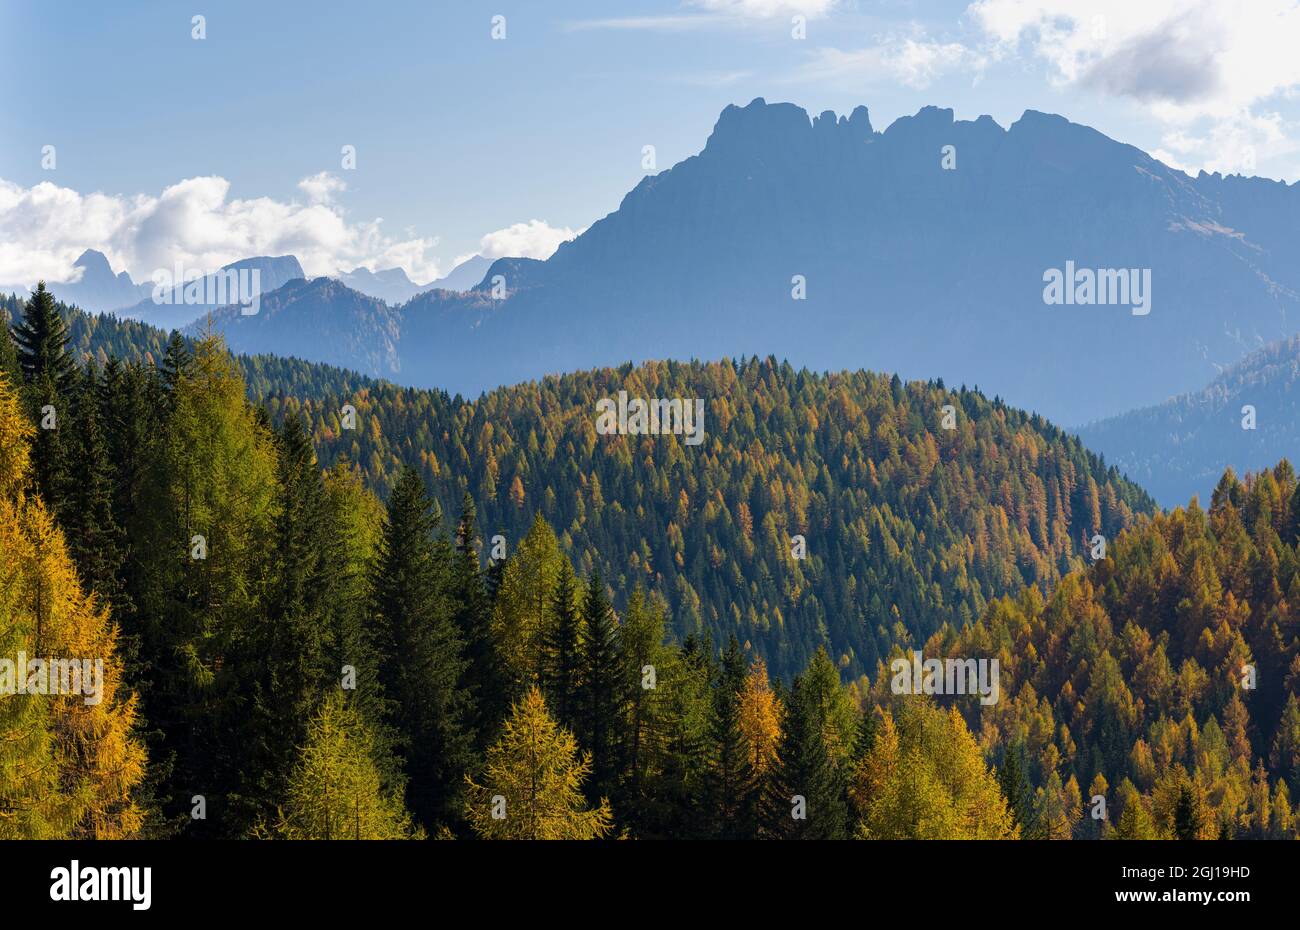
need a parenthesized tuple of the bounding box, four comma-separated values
(179, 99, 1300, 425)
(1079, 333, 1300, 507)
(5, 290, 1155, 679)
(124, 255, 306, 331)
(266, 357, 1155, 679)
(186, 277, 402, 378)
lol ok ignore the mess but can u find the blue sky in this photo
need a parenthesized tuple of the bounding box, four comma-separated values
(4, 0, 1299, 285)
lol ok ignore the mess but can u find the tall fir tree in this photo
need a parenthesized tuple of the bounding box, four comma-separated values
(542, 556, 582, 732)
(577, 569, 621, 809)
(370, 466, 474, 833)
(229, 413, 334, 829)
(12, 282, 75, 506)
(707, 635, 752, 838)
(450, 493, 507, 746)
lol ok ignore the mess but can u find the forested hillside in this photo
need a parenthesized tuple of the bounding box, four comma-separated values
(3, 283, 1296, 840)
(3, 290, 1154, 679)
(890, 462, 1300, 838)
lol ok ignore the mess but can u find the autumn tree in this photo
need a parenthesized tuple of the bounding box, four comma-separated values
(268, 693, 420, 840)
(464, 687, 612, 840)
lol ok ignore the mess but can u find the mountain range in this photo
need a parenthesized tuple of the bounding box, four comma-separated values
(0, 249, 152, 313)
(0, 250, 496, 323)
(337, 254, 492, 304)
(187, 98, 1300, 429)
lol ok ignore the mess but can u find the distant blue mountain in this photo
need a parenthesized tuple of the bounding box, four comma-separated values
(189, 99, 1300, 424)
(337, 266, 424, 305)
(125, 255, 306, 331)
(0, 249, 151, 314)
(335, 254, 495, 305)
(425, 254, 492, 294)
(1078, 333, 1300, 507)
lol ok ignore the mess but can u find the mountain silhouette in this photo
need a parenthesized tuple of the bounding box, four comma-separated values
(187, 99, 1300, 423)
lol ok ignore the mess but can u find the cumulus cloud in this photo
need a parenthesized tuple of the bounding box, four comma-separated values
(0, 173, 444, 287)
(456, 220, 581, 267)
(966, 0, 1300, 176)
(968, 0, 1300, 120)
(297, 171, 347, 205)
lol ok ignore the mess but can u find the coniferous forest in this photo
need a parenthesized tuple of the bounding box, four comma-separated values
(1, 284, 1297, 842)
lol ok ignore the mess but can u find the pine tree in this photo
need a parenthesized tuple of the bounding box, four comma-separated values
(0, 321, 21, 387)
(1173, 777, 1205, 840)
(450, 493, 505, 745)
(708, 635, 751, 838)
(997, 740, 1037, 836)
(851, 702, 1016, 840)
(321, 461, 392, 755)
(370, 466, 474, 833)
(230, 413, 334, 828)
(616, 586, 671, 825)
(542, 557, 581, 731)
(0, 372, 72, 838)
(13, 282, 76, 391)
(651, 635, 713, 839)
(58, 366, 125, 608)
(13, 282, 75, 506)
(268, 693, 420, 840)
(464, 687, 613, 840)
(136, 333, 278, 834)
(159, 331, 191, 400)
(769, 667, 849, 839)
(577, 570, 622, 807)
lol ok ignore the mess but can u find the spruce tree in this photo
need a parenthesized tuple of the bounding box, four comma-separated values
(769, 669, 849, 840)
(577, 569, 621, 807)
(13, 282, 75, 505)
(371, 466, 474, 833)
(450, 493, 506, 744)
(230, 413, 334, 828)
(708, 635, 751, 838)
(58, 365, 125, 608)
(543, 557, 582, 732)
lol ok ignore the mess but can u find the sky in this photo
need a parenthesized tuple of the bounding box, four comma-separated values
(3, 0, 1300, 286)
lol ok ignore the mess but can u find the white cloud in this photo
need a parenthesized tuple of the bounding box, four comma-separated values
(966, 1, 1300, 177)
(790, 36, 984, 89)
(1153, 111, 1298, 177)
(457, 220, 582, 267)
(297, 171, 347, 205)
(0, 173, 445, 287)
(968, 0, 1300, 120)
